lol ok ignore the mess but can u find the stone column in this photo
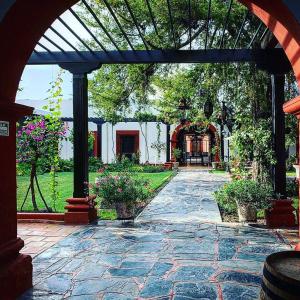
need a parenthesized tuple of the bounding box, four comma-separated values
(0, 102, 33, 298)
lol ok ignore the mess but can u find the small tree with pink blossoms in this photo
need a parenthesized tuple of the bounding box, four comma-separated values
(17, 71, 66, 212)
(17, 115, 67, 211)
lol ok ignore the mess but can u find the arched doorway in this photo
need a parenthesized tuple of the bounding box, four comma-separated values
(1, 1, 300, 298)
(171, 123, 220, 166)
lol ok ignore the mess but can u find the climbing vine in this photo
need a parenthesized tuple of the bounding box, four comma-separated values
(151, 122, 166, 163)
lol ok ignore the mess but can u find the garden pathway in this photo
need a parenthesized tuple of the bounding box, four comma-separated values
(19, 170, 292, 300)
(136, 170, 226, 224)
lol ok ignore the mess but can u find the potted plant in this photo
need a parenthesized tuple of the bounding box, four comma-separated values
(215, 179, 271, 222)
(173, 148, 182, 170)
(211, 146, 219, 169)
(90, 171, 150, 219)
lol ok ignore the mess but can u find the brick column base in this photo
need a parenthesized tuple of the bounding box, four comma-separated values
(64, 195, 98, 224)
(0, 238, 32, 298)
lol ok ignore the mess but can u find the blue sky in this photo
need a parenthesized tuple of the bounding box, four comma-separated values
(17, 8, 87, 101)
(17, 65, 73, 101)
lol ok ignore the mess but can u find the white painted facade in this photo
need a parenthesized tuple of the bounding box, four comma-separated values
(60, 121, 168, 164)
(16, 99, 170, 164)
(101, 122, 167, 164)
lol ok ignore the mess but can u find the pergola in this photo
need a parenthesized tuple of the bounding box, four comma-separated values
(1, 0, 300, 298)
(26, 0, 291, 199)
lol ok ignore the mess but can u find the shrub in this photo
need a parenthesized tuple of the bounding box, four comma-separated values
(90, 171, 151, 207)
(58, 159, 74, 172)
(286, 177, 299, 197)
(17, 158, 52, 175)
(130, 164, 165, 173)
(173, 148, 182, 161)
(89, 157, 104, 172)
(214, 179, 272, 215)
(286, 154, 297, 171)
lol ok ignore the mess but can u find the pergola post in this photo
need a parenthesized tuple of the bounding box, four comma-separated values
(72, 72, 89, 197)
(256, 57, 291, 196)
(96, 122, 104, 158)
(60, 62, 101, 223)
(271, 74, 286, 196)
(60, 63, 101, 197)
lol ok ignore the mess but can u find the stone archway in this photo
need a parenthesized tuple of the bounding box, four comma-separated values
(171, 122, 220, 164)
(1, 0, 300, 297)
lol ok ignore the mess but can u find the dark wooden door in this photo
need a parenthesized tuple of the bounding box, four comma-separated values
(120, 135, 135, 158)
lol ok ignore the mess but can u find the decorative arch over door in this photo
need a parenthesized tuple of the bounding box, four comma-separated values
(171, 122, 220, 164)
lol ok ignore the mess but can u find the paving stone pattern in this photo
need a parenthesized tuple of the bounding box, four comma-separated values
(136, 171, 226, 223)
(20, 171, 291, 300)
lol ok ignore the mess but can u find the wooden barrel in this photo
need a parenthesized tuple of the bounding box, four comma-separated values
(260, 251, 300, 300)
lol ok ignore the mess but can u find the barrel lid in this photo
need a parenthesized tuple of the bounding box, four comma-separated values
(266, 251, 300, 285)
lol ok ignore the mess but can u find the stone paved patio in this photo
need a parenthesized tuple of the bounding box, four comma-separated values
(19, 171, 292, 300)
(18, 223, 81, 258)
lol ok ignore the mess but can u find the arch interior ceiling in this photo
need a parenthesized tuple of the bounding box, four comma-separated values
(28, 0, 281, 65)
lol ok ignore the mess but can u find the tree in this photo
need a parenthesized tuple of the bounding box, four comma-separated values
(17, 71, 66, 212)
(17, 116, 67, 211)
(81, 0, 254, 118)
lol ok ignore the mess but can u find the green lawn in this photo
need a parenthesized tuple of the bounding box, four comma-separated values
(209, 170, 227, 174)
(287, 171, 296, 177)
(17, 171, 174, 214)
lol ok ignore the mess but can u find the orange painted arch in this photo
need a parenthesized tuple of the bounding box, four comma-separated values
(171, 122, 220, 162)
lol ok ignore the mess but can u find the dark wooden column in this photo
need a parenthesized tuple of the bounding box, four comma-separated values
(96, 122, 105, 159)
(166, 124, 171, 162)
(60, 63, 101, 198)
(271, 74, 286, 196)
(256, 55, 291, 196)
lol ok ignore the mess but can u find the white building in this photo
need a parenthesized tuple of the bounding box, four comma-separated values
(16, 99, 223, 165)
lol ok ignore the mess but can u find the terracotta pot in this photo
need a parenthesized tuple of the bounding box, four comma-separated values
(115, 202, 134, 219)
(265, 199, 296, 228)
(173, 162, 179, 170)
(237, 204, 257, 222)
(212, 162, 218, 170)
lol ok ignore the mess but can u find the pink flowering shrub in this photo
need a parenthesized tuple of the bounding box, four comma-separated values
(89, 171, 151, 208)
(17, 116, 67, 164)
(16, 115, 67, 211)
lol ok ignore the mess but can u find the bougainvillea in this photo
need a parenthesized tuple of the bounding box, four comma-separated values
(17, 115, 67, 211)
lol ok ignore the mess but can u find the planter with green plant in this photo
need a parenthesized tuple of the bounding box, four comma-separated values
(265, 190, 297, 228)
(173, 148, 182, 169)
(89, 171, 151, 219)
(214, 179, 272, 222)
(211, 146, 220, 169)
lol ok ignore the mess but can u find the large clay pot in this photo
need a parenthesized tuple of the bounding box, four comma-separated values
(212, 162, 218, 170)
(265, 199, 296, 228)
(173, 162, 179, 170)
(237, 204, 257, 222)
(115, 202, 134, 219)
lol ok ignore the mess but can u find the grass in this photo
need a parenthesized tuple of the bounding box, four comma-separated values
(287, 171, 296, 177)
(17, 171, 174, 218)
(209, 170, 227, 174)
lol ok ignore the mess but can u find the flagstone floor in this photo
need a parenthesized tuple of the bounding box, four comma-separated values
(19, 171, 292, 300)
